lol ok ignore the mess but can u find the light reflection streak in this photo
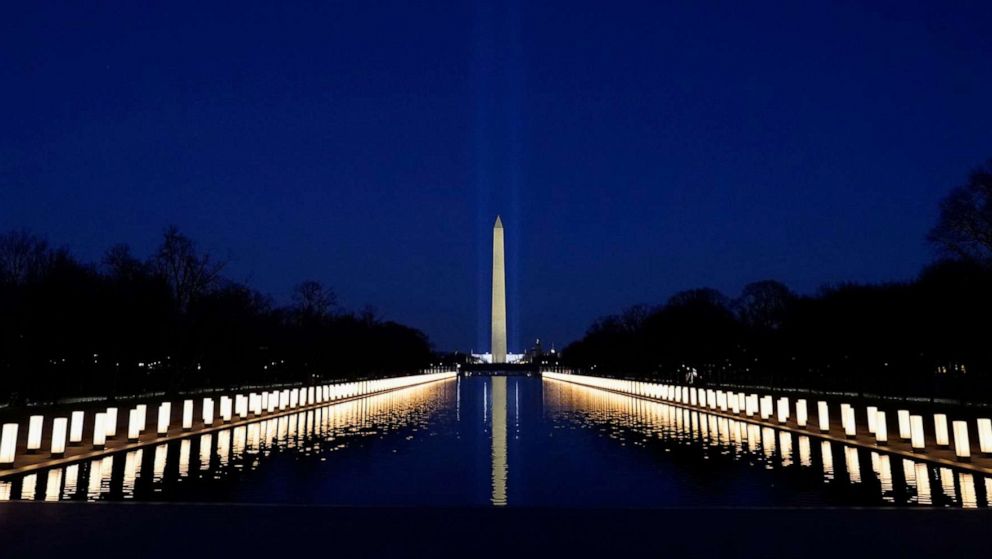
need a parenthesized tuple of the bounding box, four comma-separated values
(959, 472, 977, 509)
(179, 439, 191, 478)
(845, 447, 861, 484)
(198, 434, 212, 471)
(940, 468, 956, 504)
(217, 430, 231, 467)
(779, 431, 793, 467)
(7, 378, 986, 508)
(45, 469, 62, 501)
(762, 427, 776, 465)
(542, 377, 989, 508)
(153, 444, 168, 486)
(6, 377, 454, 502)
(798, 436, 811, 467)
(22, 473, 37, 500)
(491, 377, 508, 506)
(821, 440, 834, 480)
(63, 464, 78, 499)
(876, 453, 893, 501)
(902, 458, 917, 501)
(86, 457, 113, 500)
(123, 449, 143, 497)
(916, 463, 932, 504)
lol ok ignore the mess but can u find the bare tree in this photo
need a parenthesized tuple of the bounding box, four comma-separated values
(103, 243, 146, 280)
(928, 158, 992, 265)
(666, 288, 730, 310)
(359, 304, 381, 326)
(735, 280, 795, 331)
(292, 280, 336, 318)
(0, 230, 50, 285)
(152, 226, 225, 312)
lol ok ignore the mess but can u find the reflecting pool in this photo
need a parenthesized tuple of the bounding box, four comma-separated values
(1, 375, 989, 507)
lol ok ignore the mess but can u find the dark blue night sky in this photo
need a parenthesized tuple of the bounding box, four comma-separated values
(2, 2, 991, 352)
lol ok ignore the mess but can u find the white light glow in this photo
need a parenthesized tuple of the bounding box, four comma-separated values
(136, 404, 147, 432)
(27, 415, 43, 452)
(817, 401, 829, 432)
(105, 407, 118, 438)
(93, 413, 106, 449)
(978, 418, 992, 455)
(874, 411, 887, 445)
(128, 408, 141, 441)
(0, 424, 17, 465)
(897, 410, 911, 440)
(910, 415, 925, 452)
(866, 406, 878, 434)
(841, 404, 855, 437)
(933, 414, 949, 447)
(69, 411, 85, 444)
(776, 397, 789, 423)
(220, 396, 232, 422)
(157, 402, 171, 435)
(953, 421, 970, 460)
(51, 417, 68, 455)
(202, 398, 215, 426)
(182, 400, 194, 430)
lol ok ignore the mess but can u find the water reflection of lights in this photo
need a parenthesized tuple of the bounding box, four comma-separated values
(916, 462, 932, 504)
(153, 444, 168, 486)
(123, 449, 142, 498)
(63, 464, 78, 498)
(821, 441, 834, 480)
(543, 377, 991, 508)
(845, 447, 861, 483)
(45, 468, 62, 501)
(491, 377, 508, 506)
(22, 473, 37, 500)
(179, 439, 191, 478)
(799, 436, 812, 467)
(3, 379, 454, 502)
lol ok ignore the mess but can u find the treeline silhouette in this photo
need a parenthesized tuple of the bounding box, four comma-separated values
(0, 226, 433, 405)
(563, 158, 992, 402)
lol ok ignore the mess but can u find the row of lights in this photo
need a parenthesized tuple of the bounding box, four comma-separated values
(0, 372, 456, 468)
(542, 372, 992, 462)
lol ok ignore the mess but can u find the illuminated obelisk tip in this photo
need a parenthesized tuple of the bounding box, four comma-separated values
(491, 216, 507, 364)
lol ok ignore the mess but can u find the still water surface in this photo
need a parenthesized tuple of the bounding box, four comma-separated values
(1, 375, 989, 507)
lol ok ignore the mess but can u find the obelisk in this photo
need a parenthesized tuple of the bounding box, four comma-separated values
(491, 216, 507, 363)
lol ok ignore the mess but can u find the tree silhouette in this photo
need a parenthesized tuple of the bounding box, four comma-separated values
(292, 280, 337, 320)
(0, 227, 433, 406)
(928, 158, 992, 265)
(734, 280, 795, 331)
(0, 230, 50, 285)
(153, 226, 226, 313)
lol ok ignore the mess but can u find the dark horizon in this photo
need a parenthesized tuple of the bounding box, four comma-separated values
(3, 2, 992, 352)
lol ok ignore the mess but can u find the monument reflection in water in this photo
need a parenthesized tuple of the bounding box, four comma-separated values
(490, 377, 508, 506)
(0, 375, 989, 508)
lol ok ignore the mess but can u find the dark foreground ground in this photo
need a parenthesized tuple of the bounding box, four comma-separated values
(1, 503, 987, 558)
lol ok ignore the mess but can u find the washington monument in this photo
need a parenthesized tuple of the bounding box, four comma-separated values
(491, 216, 507, 363)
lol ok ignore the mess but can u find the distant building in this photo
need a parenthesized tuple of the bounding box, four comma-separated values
(471, 352, 525, 364)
